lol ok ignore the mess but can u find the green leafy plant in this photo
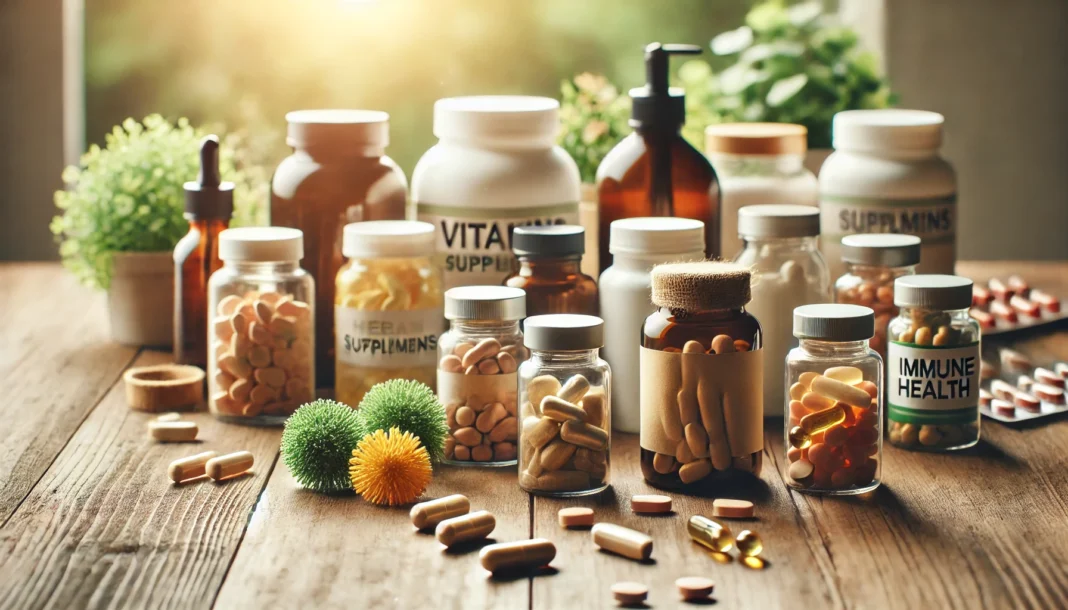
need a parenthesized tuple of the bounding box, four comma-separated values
(357, 379, 448, 463)
(50, 114, 267, 290)
(678, 0, 895, 149)
(557, 73, 632, 184)
(281, 399, 366, 493)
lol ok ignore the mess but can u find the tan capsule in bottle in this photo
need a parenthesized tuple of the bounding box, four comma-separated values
(591, 523, 653, 561)
(410, 494, 471, 530)
(435, 510, 496, 547)
(205, 451, 254, 481)
(479, 538, 556, 573)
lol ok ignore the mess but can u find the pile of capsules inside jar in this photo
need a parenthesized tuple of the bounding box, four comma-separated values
(519, 374, 609, 494)
(786, 366, 880, 492)
(211, 292, 314, 418)
(835, 273, 896, 355)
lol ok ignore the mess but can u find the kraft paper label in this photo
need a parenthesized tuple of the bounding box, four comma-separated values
(438, 370, 519, 409)
(335, 307, 443, 368)
(415, 201, 579, 289)
(639, 347, 764, 461)
(887, 341, 980, 425)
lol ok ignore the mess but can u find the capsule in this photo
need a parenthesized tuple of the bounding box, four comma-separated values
(540, 396, 587, 423)
(736, 530, 763, 557)
(436, 510, 496, 547)
(167, 451, 217, 483)
(148, 421, 198, 442)
(823, 366, 863, 386)
(810, 375, 872, 408)
(799, 404, 847, 435)
(687, 515, 733, 553)
(788, 425, 811, 450)
(205, 451, 254, 481)
(156, 412, 182, 422)
(479, 538, 556, 573)
(410, 494, 470, 530)
(557, 375, 591, 403)
(591, 523, 653, 561)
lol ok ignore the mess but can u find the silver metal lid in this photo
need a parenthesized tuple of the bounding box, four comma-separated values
(793, 304, 875, 341)
(894, 275, 973, 310)
(444, 286, 527, 321)
(841, 233, 921, 267)
(737, 205, 820, 239)
(524, 314, 604, 351)
(512, 225, 584, 258)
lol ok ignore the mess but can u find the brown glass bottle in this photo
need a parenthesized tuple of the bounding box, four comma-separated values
(504, 225, 598, 317)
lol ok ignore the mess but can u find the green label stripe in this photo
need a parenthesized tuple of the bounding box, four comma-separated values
(887, 403, 978, 425)
(890, 341, 980, 350)
(821, 194, 957, 207)
(415, 202, 579, 219)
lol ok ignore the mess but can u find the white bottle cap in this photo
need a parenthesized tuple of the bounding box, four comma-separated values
(793, 304, 875, 341)
(608, 217, 706, 257)
(737, 205, 819, 239)
(832, 109, 944, 153)
(894, 274, 973, 310)
(285, 109, 389, 153)
(841, 233, 922, 267)
(444, 286, 527, 321)
(433, 96, 559, 148)
(524, 314, 604, 351)
(342, 221, 435, 259)
(219, 227, 304, 262)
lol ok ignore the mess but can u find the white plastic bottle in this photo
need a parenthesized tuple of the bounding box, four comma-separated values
(599, 217, 706, 433)
(412, 96, 581, 290)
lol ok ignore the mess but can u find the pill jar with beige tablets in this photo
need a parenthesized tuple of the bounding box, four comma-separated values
(334, 221, 444, 407)
(438, 286, 527, 465)
(518, 314, 610, 496)
(886, 275, 980, 451)
(208, 227, 315, 424)
(639, 262, 764, 492)
(785, 304, 882, 494)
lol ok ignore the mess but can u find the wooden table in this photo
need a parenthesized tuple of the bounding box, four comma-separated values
(1, 262, 1067, 610)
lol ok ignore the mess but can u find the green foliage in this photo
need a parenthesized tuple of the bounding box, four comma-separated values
(557, 73, 632, 184)
(281, 399, 365, 493)
(357, 379, 448, 463)
(678, 0, 896, 150)
(50, 115, 268, 290)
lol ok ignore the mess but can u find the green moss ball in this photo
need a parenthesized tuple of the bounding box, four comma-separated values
(358, 379, 448, 462)
(281, 399, 365, 493)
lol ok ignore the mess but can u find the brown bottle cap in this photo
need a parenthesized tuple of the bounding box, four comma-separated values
(704, 122, 807, 156)
(651, 261, 751, 310)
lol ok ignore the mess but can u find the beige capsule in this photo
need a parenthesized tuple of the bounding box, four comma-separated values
(579, 390, 606, 428)
(218, 355, 252, 380)
(535, 470, 591, 491)
(206, 451, 254, 481)
(148, 421, 198, 442)
(476, 403, 508, 433)
(217, 295, 243, 316)
(213, 316, 235, 341)
(453, 427, 483, 447)
(488, 416, 518, 443)
(496, 351, 518, 374)
(229, 378, 252, 403)
(452, 341, 475, 358)
(540, 396, 587, 423)
(557, 375, 591, 403)
(477, 359, 501, 375)
(254, 367, 287, 388)
(591, 523, 653, 561)
(230, 311, 251, 336)
(492, 442, 517, 461)
(679, 458, 712, 484)
(168, 451, 217, 483)
(436, 510, 496, 547)
(526, 375, 561, 413)
(439, 354, 463, 373)
(560, 420, 608, 451)
(248, 321, 272, 345)
(461, 338, 501, 369)
(710, 334, 735, 354)
(525, 417, 560, 449)
(471, 444, 493, 462)
(539, 439, 577, 471)
(480, 539, 556, 573)
(652, 452, 676, 474)
(156, 412, 182, 422)
(410, 494, 471, 530)
(249, 384, 279, 407)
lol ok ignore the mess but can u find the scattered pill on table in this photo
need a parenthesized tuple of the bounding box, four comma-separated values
(591, 523, 653, 561)
(148, 420, 198, 442)
(167, 451, 217, 483)
(558, 507, 595, 528)
(410, 494, 470, 530)
(436, 510, 496, 548)
(156, 412, 182, 422)
(675, 576, 715, 601)
(687, 515, 733, 553)
(611, 582, 648, 606)
(205, 451, 254, 481)
(479, 538, 556, 573)
(712, 498, 755, 519)
(631, 494, 672, 514)
(735, 530, 764, 557)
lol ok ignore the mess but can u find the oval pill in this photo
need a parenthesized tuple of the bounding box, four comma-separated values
(611, 582, 648, 605)
(811, 375, 872, 408)
(410, 494, 470, 530)
(540, 396, 587, 423)
(631, 494, 672, 514)
(156, 412, 182, 422)
(558, 506, 595, 528)
(712, 498, 754, 519)
(560, 420, 608, 450)
(991, 398, 1016, 417)
(801, 391, 835, 411)
(557, 374, 591, 403)
(205, 451, 254, 481)
(591, 523, 653, 561)
(824, 366, 863, 386)
(479, 538, 556, 573)
(1013, 391, 1040, 411)
(168, 451, 217, 483)
(436, 510, 496, 547)
(1034, 367, 1065, 389)
(1033, 383, 1065, 404)
(148, 421, 198, 442)
(676, 576, 715, 601)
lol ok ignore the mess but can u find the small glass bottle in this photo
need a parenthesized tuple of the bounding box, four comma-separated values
(733, 205, 830, 417)
(438, 286, 527, 466)
(785, 304, 882, 495)
(335, 221, 444, 408)
(518, 314, 610, 497)
(504, 225, 598, 317)
(174, 136, 232, 368)
(207, 227, 315, 425)
(640, 262, 763, 493)
(834, 234, 921, 357)
(886, 275, 980, 451)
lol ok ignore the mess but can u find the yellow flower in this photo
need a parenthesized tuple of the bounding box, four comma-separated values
(349, 427, 432, 506)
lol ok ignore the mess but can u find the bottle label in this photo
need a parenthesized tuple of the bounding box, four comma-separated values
(335, 306, 443, 368)
(886, 341, 979, 425)
(415, 201, 579, 289)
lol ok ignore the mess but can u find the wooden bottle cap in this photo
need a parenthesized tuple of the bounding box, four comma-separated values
(124, 364, 205, 412)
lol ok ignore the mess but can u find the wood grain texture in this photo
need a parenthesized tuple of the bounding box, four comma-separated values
(0, 350, 281, 610)
(0, 263, 138, 523)
(214, 460, 532, 610)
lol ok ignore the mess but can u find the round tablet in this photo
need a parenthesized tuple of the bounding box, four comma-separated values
(631, 494, 672, 514)
(675, 576, 715, 601)
(611, 581, 648, 605)
(712, 498, 754, 519)
(558, 507, 595, 528)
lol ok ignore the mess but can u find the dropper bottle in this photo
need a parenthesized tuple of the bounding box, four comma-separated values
(174, 136, 234, 367)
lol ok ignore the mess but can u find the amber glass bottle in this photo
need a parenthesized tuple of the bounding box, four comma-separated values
(174, 136, 232, 368)
(504, 225, 598, 317)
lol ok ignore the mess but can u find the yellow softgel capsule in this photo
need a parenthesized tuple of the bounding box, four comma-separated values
(687, 515, 733, 553)
(736, 530, 763, 557)
(800, 404, 846, 435)
(824, 366, 863, 386)
(788, 425, 812, 449)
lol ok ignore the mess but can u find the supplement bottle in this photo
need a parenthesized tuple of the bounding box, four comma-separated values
(886, 275, 980, 451)
(438, 286, 527, 466)
(335, 221, 444, 408)
(784, 304, 882, 495)
(704, 123, 818, 258)
(640, 261, 763, 492)
(596, 43, 720, 273)
(834, 233, 921, 356)
(174, 136, 232, 368)
(412, 96, 581, 290)
(207, 227, 315, 425)
(599, 217, 706, 433)
(518, 314, 611, 497)
(271, 110, 408, 388)
(819, 109, 956, 279)
(503, 225, 598, 317)
(733, 205, 830, 417)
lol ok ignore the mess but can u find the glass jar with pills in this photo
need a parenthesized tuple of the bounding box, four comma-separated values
(335, 221, 444, 408)
(886, 275, 980, 451)
(784, 304, 882, 494)
(518, 314, 611, 497)
(208, 227, 315, 425)
(640, 261, 764, 493)
(438, 286, 527, 466)
(834, 234, 921, 356)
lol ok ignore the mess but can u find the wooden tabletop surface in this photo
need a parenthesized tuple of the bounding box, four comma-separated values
(1, 261, 1066, 610)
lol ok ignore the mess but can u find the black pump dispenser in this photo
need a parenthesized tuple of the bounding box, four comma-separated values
(629, 43, 702, 131)
(184, 135, 234, 219)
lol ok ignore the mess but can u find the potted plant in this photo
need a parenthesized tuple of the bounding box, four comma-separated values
(51, 114, 265, 346)
(678, 0, 896, 174)
(557, 73, 631, 275)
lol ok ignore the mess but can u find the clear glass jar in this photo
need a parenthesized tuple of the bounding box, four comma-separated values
(504, 225, 599, 317)
(733, 205, 829, 417)
(518, 314, 610, 497)
(208, 227, 315, 425)
(335, 221, 444, 408)
(438, 286, 527, 466)
(834, 234, 921, 357)
(640, 262, 764, 493)
(886, 275, 981, 451)
(785, 304, 882, 495)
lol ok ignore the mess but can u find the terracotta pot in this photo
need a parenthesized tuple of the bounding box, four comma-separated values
(804, 148, 833, 177)
(579, 182, 599, 279)
(107, 251, 174, 347)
